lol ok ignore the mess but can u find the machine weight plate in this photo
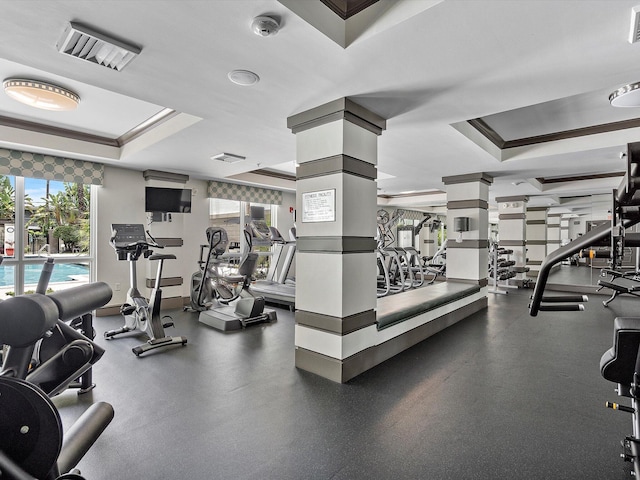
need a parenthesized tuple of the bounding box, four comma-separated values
(0, 376, 63, 478)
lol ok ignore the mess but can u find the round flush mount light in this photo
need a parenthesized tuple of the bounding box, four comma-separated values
(609, 81, 640, 107)
(227, 70, 260, 86)
(3, 78, 79, 111)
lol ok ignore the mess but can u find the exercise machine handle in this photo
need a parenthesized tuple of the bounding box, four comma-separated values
(36, 258, 55, 295)
(529, 222, 612, 316)
(145, 230, 163, 249)
(57, 401, 114, 475)
(540, 295, 588, 303)
(537, 304, 585, 312)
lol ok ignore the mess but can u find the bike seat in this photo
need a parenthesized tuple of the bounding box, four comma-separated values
(149, 254, 176, 261)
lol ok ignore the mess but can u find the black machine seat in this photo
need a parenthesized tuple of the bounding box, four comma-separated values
(237, 252, 259, 278)
(600, 317, 640, 388)
(149, 253, 177, 261)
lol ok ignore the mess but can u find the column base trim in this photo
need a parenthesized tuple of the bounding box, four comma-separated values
(295, 297, 487, 383)
(297, 236, 377, 253)
(296, 309, 376, 335)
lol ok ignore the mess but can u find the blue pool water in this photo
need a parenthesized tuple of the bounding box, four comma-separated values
(0, 263, 89, 287)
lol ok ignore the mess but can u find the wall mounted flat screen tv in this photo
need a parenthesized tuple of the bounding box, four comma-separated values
(145, 187, 192, 213)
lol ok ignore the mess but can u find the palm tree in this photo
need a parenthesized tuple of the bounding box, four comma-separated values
(0, 175, 15, 221)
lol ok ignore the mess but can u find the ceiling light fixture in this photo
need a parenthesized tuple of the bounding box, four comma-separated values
(3, 78, 79, 111)
(609, 81, 640, 107)
(227, 70, 260, 86)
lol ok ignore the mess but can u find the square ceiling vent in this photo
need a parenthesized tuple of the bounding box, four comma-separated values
(57, 22, 141, 71)
(211, 153, 245, 164)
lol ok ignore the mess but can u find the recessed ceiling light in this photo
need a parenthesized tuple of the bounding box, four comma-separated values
(228, 70, 260, 86)
(609, 81, 640, 107)
(3, 78, 79, 111)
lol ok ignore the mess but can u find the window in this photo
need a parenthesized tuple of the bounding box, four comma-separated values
(208, 198, 276, 278)
(0, 175, 94, 297)
(209, 198, 241, 250)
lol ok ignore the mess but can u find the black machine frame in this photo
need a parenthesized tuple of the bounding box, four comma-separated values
(529, 142, 640, 477)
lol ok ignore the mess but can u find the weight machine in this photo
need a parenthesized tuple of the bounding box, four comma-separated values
(529, 142, 640, 477)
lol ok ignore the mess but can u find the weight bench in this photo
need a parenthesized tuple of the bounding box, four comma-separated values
(597, 278, 640, 307)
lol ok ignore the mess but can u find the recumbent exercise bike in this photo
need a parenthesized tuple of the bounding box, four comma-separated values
(190, 227, 276, 331)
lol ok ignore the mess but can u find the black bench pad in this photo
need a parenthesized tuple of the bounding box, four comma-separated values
(377, 282, 480, 331)
(598, 280, 640, 293)
(600, 317, 640, 385)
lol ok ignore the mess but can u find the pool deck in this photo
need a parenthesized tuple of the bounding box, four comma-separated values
(0, 276, 90, 298)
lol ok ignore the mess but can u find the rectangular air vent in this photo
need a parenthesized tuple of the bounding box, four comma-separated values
(57, 22, 141, 71)
(630, 6, 640, 43)
(210, 153, 245, 164)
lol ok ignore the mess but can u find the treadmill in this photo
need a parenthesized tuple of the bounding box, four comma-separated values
(247, 208, 296, 308)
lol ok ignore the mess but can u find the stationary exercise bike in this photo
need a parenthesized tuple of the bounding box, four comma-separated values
(105, 224, 187, 356)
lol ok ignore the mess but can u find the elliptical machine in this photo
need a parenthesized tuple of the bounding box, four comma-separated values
(105, 224, 187, 356)
(189, 227, 242, 311)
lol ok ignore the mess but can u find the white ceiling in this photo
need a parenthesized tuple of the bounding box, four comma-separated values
(0, 0, 640, 216)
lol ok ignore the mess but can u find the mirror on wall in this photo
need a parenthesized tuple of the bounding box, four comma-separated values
(545, 193, 637, 288)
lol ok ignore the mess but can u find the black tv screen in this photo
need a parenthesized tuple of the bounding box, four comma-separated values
(145, 187, 192, 213)
(250, 206, 265, 220)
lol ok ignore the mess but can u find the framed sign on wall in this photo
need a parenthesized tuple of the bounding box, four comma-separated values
(302, 189, 336, 223)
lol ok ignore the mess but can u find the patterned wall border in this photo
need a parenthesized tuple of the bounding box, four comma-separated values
(0, 148, 104, 185)
(208, 180, 283, 205)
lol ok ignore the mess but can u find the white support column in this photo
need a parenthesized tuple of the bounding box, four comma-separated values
(547, 213, 561, 257)
(526, 207, 547, 278)
(560, 216, 570, 243)
(496, 196, 528, 287)
(442, 173, 492, 290)
(288, 98, 385, 383)
(421, 214, 441, 258)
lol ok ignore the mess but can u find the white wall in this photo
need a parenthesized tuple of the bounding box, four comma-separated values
(96, 165, 210, 307)
(275, 191, 296, 238)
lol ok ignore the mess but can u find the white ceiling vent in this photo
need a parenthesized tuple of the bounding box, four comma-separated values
(629, 6, 640, 43)
(57, 22, 141, 71)
(211, 153, 245, 164)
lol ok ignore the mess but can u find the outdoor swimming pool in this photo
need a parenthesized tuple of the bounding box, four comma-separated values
(0, 262, 89, 287)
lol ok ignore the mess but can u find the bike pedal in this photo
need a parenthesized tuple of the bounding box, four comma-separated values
(120, 304, 135, 316)
(162, 315, 174, 329)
